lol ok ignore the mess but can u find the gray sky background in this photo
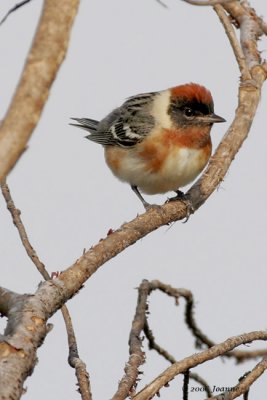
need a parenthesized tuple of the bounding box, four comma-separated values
(1, 0, 267, 398)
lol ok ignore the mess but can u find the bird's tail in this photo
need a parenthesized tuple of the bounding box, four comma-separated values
(70, 118, 99, 134)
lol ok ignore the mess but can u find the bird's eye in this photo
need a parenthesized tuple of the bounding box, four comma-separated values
(184, 107, 195, 118)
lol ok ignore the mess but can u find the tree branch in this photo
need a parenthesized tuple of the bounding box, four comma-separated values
(133, 331, 267, 400)
(61, 306, 93, 400)
(223, 1, 263, 70)
(55, 0, 267, 295)
(213, 4, 251, 80)
(1, 0, 266, 312)
(148, 280, 267, 362)
(1, 180, 49, 278)
(0, 287, 24, 317)
(0, 0, 80, 181)
(114, 279, 267, 400)
(112, 281, 148, 399)
(183, 369, 190, 400)
(47, 45, 260, 297)
(206, 357, 267, 400)
(1, 180, 92, 400)
(0, 289, 50, 400)
(0, 0, 266, 397)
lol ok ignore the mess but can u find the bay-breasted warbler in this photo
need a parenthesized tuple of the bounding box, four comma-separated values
(71, 83, 225, 209)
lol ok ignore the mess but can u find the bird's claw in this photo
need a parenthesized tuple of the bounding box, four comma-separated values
(165, 190, 195, 223)
(166, 190, 187, 202)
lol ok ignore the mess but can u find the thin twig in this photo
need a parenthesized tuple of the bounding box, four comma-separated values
(61, 306, 93, 400)
(206, 358, 267, 400)
(147, 281, 215, 349)
(0, 0, 32, 26)
(133, 331, 267, 400)
(243, 390, 249, 400)
(239, 371, 250, 400)
(0, 180, 92, 400)
(149, 280, 267, 362)
(112, 280, 149, 400)
(189, 373, 212, 397)
(1, 180, 49, 279)
(117, 280, 212, 398)
(144, 316, 212, 396)
(183, 370, 190, 400)
(144, 319, 176, 363)
(213, 4, 251, 80)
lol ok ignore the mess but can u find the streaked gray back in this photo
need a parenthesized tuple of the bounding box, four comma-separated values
(89, 92, 157, 147)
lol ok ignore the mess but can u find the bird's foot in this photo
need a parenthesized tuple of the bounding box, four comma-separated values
(165, 190, 195, 222)
(167, 190, 187, 202)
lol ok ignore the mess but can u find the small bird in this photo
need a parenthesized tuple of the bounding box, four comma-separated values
(71, 83, 225, 209)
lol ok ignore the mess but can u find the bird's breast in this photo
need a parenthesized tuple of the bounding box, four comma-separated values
(138, 126, 211, 179)
(104, 126, 212, 194)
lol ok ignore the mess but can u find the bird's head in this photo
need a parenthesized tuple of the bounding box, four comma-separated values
(168, 83, 225, 128)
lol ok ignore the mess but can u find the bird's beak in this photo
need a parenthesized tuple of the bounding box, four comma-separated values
(198, 113, 226, 124)
(210, 113, 226, 123)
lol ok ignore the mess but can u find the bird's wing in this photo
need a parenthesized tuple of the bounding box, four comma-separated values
(89, 92, 157, 147)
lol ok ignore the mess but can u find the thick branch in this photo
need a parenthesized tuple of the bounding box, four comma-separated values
(0, 290, 49, 400)
(0, 1, 266, 398)
(0, 0, 79, 181)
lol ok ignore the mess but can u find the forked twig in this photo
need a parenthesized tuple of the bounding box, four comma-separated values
(0, 180, 92, 400)
(134, 331, 267, 400)
(149, 280, 267, 362)
(144, 296, 212, 397)
(125, 280, 267, 400)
